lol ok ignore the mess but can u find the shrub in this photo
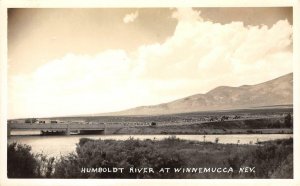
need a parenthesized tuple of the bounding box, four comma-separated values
(7, 143, 55, 178)
(285, 113, 292, 128)
(8, 138, 293, 179)
(25, 118, 37, 123)
(7, 143, 37, 178)
(54, 138, 185, 178)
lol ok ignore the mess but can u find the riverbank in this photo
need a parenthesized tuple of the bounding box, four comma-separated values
(8, 137, 293, 178)
(8, 133, 293, 156)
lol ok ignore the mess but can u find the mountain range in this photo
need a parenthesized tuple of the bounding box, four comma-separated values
(100, 73, 293, 116)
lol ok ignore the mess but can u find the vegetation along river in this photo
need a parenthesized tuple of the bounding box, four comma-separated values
(8, 130, 292, 157)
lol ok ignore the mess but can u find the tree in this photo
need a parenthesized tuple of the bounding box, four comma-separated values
(25, 118, 38, 123)
(215, 137, 219, 144)
(284, 113, 292, 128)
(151, 122, 157, 126)
(8, 143, 57, 178)
(7, 143, 37, 178)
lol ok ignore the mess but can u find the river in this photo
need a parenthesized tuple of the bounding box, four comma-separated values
(8, 131, 292, 157)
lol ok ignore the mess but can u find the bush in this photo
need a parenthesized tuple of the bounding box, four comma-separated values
(227, 138, 293, 178)
(24, 118, 37, 123)
(7, 143, 37, 178)
(7, 143, 54, 178)
(151, 122, 157, 126)
(285, 113, 292, 128)
(54, 138, 185, 178)
(8, 138, 293, 179)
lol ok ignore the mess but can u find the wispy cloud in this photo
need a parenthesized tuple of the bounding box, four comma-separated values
(123, 11, 138, 23)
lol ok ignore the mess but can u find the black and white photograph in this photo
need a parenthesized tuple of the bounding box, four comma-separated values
(0, 0, 299, 185)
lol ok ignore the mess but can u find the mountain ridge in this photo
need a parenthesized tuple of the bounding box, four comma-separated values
(97, 73, 293, 116)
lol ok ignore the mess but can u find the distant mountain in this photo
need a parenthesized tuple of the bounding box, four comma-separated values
(101, 73, 293, 116)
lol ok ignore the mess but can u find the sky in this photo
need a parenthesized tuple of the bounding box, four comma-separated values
(8, 8, 293, 119)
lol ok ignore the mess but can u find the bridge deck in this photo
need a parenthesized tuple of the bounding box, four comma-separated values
(8, 123, 106, 136)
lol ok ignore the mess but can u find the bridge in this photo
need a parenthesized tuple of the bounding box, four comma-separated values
(7, 123, 106, 136)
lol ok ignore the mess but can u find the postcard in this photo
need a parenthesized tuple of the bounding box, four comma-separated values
(0, 0, 299, 186)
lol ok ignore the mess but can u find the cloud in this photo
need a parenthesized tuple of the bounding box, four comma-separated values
(134, 8, 292, 84)
(172, 8, 202, 22)
(123, 11, 139, 23)
(9, 8, 293, 118)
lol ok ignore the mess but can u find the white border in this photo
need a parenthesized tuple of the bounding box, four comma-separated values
(0, 0, 299, 186)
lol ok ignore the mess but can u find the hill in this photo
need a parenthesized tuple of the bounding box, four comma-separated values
(100, 73, 293, 116)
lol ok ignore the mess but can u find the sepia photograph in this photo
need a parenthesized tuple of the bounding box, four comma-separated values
(0, 0, 299, 185)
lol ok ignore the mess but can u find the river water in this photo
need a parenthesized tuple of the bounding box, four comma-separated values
(8, 131, 292, 157)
